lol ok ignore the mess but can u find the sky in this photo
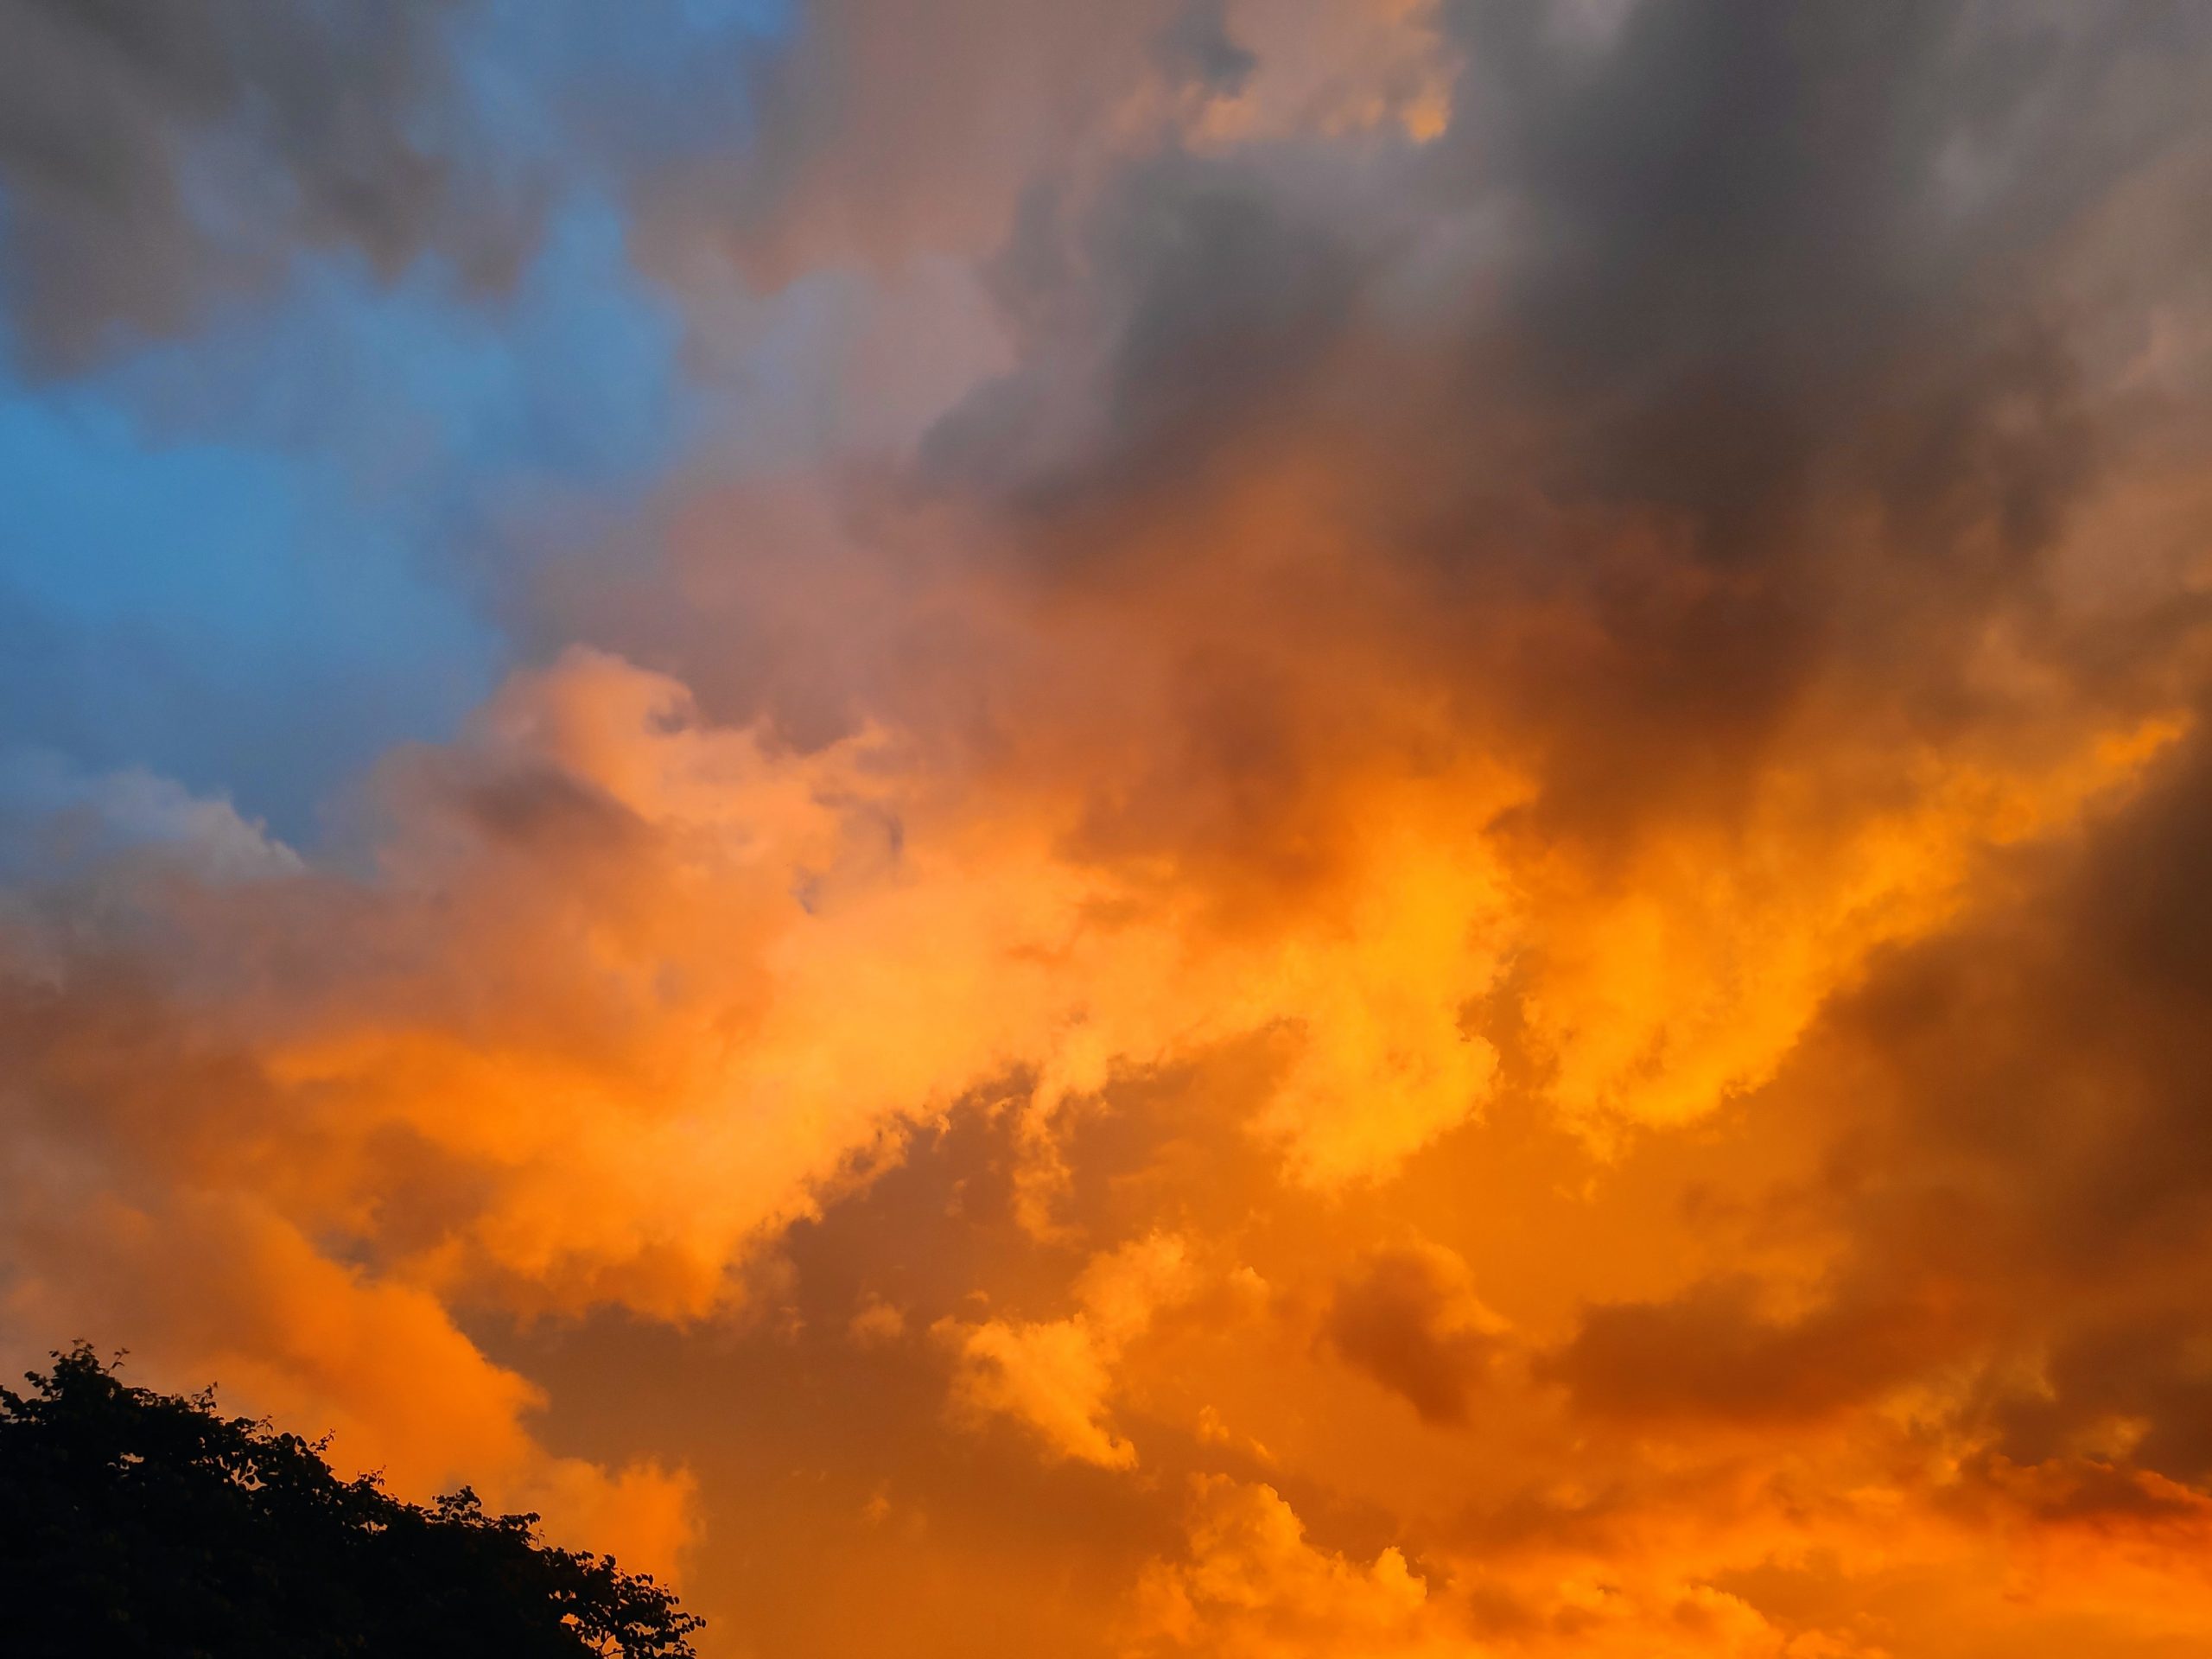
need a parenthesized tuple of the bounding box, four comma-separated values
(4, 3, 2212, 1655)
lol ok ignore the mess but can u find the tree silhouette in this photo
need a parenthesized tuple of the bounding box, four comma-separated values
(0, 1344, 702, 1657)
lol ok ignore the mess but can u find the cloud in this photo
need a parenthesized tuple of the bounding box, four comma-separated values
(1154, 1, 1258, 97)
(1127, 1477, 1452, 1658)
(1322, 1241, 1506, 1425)
(848, 1294, 908, 1347)
(1727, 718, 2212, 1491)
(0, 752, 300, 884)
(531, 0, 2212, 1170)
(0, 0, 542, 371)
(941, 1231, 1195, 1466)
(1541, 1275, 1952, 1428)
(632, 0, 1450, 293)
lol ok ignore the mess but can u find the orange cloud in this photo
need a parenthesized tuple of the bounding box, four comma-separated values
(1128, 1478, 1455, 1658)
(941, 1231, 1196, 1466)
(1321, 1240, 1507, 1425)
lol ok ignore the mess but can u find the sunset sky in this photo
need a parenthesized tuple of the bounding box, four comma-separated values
(6, 3, 2212, 1655)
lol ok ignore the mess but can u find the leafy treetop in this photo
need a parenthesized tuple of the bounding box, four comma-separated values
(0, 1344, 702, 1658)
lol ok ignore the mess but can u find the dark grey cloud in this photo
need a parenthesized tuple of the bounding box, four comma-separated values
(922, 146, 1372, 512)
(893, 0, 2212, 864)
(0, 0, 539, 371)
(940, 0, 2212, 530)
(1154, 0, 1257, 97)
(1439, 0, 2210, 549)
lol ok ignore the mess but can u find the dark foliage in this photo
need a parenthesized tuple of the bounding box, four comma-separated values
(0, 1344, 702, 1658)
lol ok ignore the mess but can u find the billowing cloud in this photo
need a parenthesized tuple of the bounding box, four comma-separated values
(1128, 1477, 1454, 1657)
(942, 1231, 1196, 1466)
